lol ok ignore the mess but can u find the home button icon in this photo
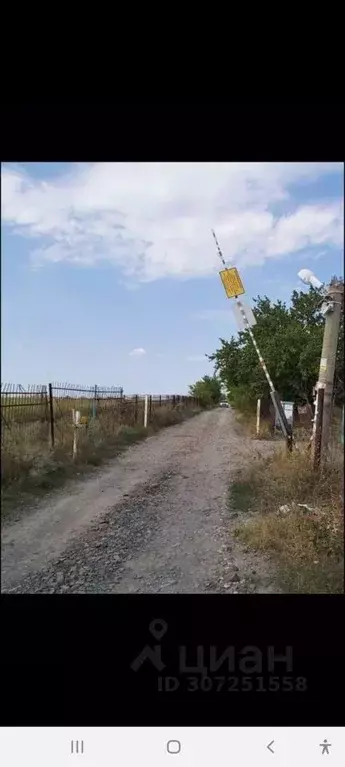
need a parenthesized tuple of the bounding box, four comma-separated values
(167, 740, 181, 754)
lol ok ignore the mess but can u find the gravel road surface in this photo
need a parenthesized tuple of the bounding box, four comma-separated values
(1, 408, 278, 593)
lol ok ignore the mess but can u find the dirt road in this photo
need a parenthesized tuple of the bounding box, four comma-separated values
(1, 408, 278, 594)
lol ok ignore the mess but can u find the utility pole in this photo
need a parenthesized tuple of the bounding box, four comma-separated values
(316, 279, 344, 458)
(312, 386, 324, 470)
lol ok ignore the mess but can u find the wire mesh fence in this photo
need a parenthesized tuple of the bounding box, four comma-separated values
(1, 383, 200, 460)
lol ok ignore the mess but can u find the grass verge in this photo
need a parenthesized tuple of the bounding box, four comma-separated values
(228, 446, 344, 593)
(1, 405, 202, 520)
(233, 410, 275, 440)
(234, 409, 314, 443)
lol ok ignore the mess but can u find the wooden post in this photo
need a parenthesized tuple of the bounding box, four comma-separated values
(72, 409, 81, 459)
(256, 398, 261, 436)
(134, 395, 138, 423)
(149, 395, 152, 421)
(48, 383, 55, 448)
(144, 396, 148, 428)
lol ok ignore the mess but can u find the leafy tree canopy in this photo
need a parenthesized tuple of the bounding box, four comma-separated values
(207, 283, 344, 408)
(189, 374, 222, 408)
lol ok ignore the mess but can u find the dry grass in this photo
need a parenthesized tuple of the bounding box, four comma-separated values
(235, 409, 314, 443)
(1, 402, 201, 518)
(234, 410, 275, 440)
(229, 445, 344, 593)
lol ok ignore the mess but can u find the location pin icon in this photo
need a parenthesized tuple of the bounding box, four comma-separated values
(149, 619, 168, 640)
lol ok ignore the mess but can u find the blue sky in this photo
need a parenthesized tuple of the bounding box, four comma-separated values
(1, 162, 343, 394)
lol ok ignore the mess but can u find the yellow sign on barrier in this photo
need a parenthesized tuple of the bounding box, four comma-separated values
(219, 267, 245, 299)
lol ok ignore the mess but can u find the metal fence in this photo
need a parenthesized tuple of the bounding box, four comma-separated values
(1, 383, 199, 452)
(0, 384, 49, 448)
(50, 383, 124, 447)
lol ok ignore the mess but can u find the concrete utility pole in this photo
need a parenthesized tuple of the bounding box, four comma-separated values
(317, 279, 344, 457)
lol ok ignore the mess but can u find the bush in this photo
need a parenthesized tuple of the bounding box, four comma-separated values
(228, 385, 257, 414)
(189, 375, 222, 408)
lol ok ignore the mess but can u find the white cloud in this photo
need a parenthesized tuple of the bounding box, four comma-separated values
(129, 347, 146, 356)
(1, 162, 343, 282)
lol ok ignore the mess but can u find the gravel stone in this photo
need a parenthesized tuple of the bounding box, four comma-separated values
(1, 409, 279, 594)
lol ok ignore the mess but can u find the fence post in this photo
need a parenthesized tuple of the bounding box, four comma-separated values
(256, 398, 261, 436)
(172, 395, 176, 407)
(134, 395, 138, 423)
(44, 386, 49, 436)
(159, 395, 162, 407)
(72, 409, 81, 459)
(92, 384, 97, 420)
(48, 383, 55, 448)
(144, 395, 148, 428)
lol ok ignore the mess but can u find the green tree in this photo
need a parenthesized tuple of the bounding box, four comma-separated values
(189, 375, 222, 408)
(208, 284, 344, 411)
